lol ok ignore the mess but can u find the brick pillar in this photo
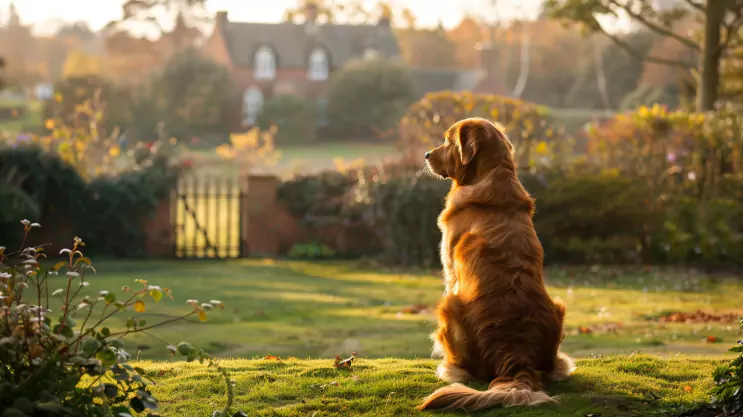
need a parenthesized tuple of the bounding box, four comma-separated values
(241, 174, 280, 257)
(143, 198, 174, 258)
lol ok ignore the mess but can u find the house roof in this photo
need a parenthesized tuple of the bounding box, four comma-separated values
(221, 21, 401, 69)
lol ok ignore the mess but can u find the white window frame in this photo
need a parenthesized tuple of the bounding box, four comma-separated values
(307, 48, 329, 81)
(254, 46, 276, 80)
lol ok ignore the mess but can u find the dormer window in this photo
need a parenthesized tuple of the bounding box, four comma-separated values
(307, 48, 329, 81)
(254, 46, 276, 80)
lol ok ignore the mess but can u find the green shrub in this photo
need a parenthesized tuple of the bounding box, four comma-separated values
(257, 95, 317, 145)
(712, 318, 743, 415)
(0, 222, 238, 416)
(326, 57, 416, 138)
(288, 242, 335, 260)
(0, 147, 179, 257)
(527, 169, 658, 264)
(365, 174, 448, 267)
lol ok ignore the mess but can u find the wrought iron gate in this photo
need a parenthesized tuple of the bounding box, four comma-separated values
(173, 175, 243, 259)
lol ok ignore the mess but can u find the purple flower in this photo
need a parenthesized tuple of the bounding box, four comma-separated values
(16, 134, 31, 142)
(666, 152, 676, 162)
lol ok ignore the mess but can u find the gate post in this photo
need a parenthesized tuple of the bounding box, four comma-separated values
(241, 174, 280, 257)
(143, 197, 174, 258)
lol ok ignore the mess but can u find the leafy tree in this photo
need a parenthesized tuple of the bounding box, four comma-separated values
(146, 49, 235, 142)
(107, 0, 208, 35)
(326, 57, 416, 137)
(258, 95, 318, 145)
(544, 0, 743, 111)
(565, 30, 656, 109)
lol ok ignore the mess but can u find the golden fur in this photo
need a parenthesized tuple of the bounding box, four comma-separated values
(419, 118, 575, 412)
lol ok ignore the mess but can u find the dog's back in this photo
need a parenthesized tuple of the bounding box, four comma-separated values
(419, 118, 575, 412)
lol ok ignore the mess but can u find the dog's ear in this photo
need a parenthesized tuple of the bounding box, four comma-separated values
(456, 123, 480, 165)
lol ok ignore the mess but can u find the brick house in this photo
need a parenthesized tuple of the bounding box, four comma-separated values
(201, 6, 401, 128)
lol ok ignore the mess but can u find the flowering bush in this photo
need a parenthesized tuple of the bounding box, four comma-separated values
(0, 220, 240, 416)
(397, 91, 570, 172)
(215, 128, 282, 175)
(586, 104, 743, 265)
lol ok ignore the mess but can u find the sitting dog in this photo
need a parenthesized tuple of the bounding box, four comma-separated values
(419, 118, 575, 412)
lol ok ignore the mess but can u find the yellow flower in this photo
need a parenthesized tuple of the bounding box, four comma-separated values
(109, 146, 120, 157)
(45, 119, 55, 130)
(55, 93, 63, 103)
(170, 137, 178, 145)
(534, 141, 549, 155)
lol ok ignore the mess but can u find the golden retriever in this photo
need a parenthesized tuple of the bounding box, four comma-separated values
(418, 118, 575, 412)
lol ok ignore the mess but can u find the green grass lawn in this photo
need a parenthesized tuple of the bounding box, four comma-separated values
(138, 355, 724, 416)
(44, 261, 740, 415)
(53, 260, 742, 361)
(185, 141, 398, 178)
(0, 100, 43, 134)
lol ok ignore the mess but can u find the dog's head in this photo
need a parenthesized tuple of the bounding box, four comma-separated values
(424, 118, 514, 185)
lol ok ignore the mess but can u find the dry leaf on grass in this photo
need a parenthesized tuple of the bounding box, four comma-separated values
(334, 352, 357, 369)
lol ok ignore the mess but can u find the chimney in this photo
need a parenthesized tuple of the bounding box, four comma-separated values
(477, 42, 498, 75)
(216, 11, 228, 28)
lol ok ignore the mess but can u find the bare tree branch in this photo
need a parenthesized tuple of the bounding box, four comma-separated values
(681, 0, 706, 13)
(608, 0, 700, 51)
(592, 17, 695, 68)
(718, 8, 743, 54)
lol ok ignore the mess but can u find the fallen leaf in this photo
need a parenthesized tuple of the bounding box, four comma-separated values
(264, 355, 281, 361)
(683, 385, 692, 392)
(334, 352, 357, 369)
(705, 335, 720, 343)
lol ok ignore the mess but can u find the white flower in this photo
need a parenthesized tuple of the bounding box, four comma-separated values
(20, 219, 30, 226)
(201, 303, 214, 311)
(66, 271, 80, 277)
(30, 223, 41, 228)
(146, 285, 162, 291)
(186, 299, 199, 305)
(210, 300, 223, 305)
(688, 171, 697, 181)
(59, 249, 71, 255)
(52, 289, 64, 297)
(0, 273, 11, 280)
(99, 290, 109, 296)
(79, 281, 90, 287)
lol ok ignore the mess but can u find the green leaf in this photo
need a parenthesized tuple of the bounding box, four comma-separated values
(97, 348, 117, 367)
(130, 397, 146, 413)
(1, 408, 29, 417)
(126, 317, 137, 330)
(110, 339, 124, 349)
(176, 342, 195, 356)
(101, 327, 111, 337)
(103, 383, 118, 398)
(138, 320, 147, 328)
(81, 338, 102, 356)
(111, 406, 133, 417)
(105, 293, 116, 305)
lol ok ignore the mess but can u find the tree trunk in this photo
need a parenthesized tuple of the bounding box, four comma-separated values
(698, 0, 724, 111)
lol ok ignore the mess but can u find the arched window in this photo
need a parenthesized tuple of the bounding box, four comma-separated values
(307, 48, 329, 81)
(243, 86, 263, 125)
(254, 46, 276, 80)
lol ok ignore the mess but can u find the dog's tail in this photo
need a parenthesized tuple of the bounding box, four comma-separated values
(417, 369, 555, 412)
